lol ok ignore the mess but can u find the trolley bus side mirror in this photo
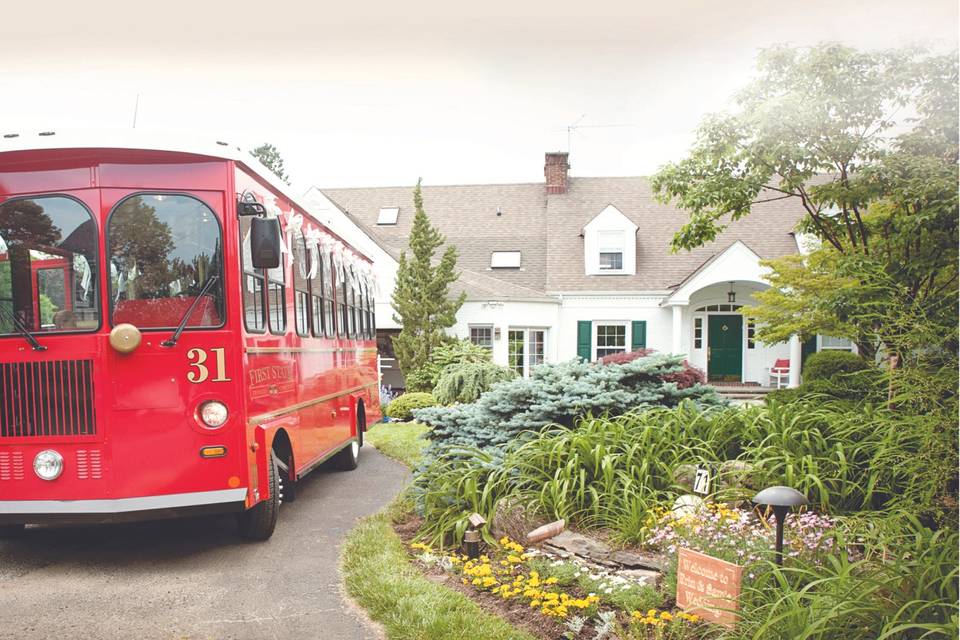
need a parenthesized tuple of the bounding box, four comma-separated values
(250, 217, 282, 269)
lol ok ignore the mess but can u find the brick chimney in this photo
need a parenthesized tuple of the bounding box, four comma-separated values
(544, 151, 570, 194)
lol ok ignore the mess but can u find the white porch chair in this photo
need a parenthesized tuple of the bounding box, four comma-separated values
(769, 358, 791, 389)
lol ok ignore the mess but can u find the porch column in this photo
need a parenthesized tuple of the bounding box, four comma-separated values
(671, 305, 684, 356)
(788, 334, 802, 388)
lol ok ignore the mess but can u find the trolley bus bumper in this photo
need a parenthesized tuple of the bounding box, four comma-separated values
(0, 488, 248, 525)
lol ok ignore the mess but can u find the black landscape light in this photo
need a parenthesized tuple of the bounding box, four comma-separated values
(464, 512, 487, 560)
(753, 486, 808, 566)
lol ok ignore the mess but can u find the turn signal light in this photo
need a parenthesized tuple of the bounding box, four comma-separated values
(200, 446, 227, 459)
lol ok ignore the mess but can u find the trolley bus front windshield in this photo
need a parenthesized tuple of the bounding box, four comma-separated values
(0, 196, 101, 337)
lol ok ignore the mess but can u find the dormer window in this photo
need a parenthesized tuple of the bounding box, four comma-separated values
(583, 205, 637, 276)
(491, 251, 521, 269)
(377, 207, 399, 225)
(598, 231, 624, 270)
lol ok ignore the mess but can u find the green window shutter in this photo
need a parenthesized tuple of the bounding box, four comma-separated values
(631, 321, 647, 350)
(577, 321, 592, 361)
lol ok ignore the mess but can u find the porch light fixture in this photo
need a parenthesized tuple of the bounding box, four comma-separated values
(727, 282, 736, 303)
(753, 486, 809, 565)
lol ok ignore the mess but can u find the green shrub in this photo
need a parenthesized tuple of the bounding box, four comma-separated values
(414, 400, 957, 546)
(412, 354, 725, 462)
(803, 350, 869, 381)
(385, 392, 437, 421)
(433, 361, 516, 405)
(405, 340, 492, 392)
(736, 515, 959, 640)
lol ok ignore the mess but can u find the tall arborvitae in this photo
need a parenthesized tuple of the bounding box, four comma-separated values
(391, 180, 466, 388)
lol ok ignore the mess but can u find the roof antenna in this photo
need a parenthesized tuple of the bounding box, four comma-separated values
(132, 93, 140, 128)
(567, 114, 586, 153)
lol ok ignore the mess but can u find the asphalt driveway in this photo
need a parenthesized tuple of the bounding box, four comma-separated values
(0, 446, 409, 640)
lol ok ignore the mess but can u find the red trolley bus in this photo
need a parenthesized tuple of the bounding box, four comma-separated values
(0, 131, 380, 539)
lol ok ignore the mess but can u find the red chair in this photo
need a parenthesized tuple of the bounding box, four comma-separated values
(769, 358, 791, 389)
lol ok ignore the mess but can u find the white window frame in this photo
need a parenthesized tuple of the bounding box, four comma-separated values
(597, 230, 625, 272)
(377, 207, 399, 225)
(593, 321, 628, 360)
(819, 335, 854, 351)
(468, 324, 494, 350)
(491, 251, 522, 269)
(508, 327, 546, 377)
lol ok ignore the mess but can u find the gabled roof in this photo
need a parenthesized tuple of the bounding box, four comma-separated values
(322, 175, 805, 297)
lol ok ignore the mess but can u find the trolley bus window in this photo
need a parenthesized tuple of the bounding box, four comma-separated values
(338, 264, 349, 338)
(240, 216, 265, 332)
(322, 251, 335, 338)
(108, 194, 223, 329)
(0, 196, 100, 336)
(292, 231, 310, 337)
(266, 245, 286, 335)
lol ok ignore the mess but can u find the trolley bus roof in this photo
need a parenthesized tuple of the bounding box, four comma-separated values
(0, 128, 374, 262)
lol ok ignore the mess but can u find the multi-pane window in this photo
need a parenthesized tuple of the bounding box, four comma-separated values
(292, 231, 310, 337)
(266, 252, 286, 335)
(694, 317, 703, 349)
(339, 265, 349, 338)
(747, 319, 756, 349)
(323, 253, 336, 337)
(595, 324, 626, 358)
(598, 230, 624, 271)
(508, 328, 545, 377)
(821, 335, 853, 351)
(310, 250, 326, 337)
(367, 287, 376, 337)
(469, 325, 493, 350)
(240, 216, 266, 333)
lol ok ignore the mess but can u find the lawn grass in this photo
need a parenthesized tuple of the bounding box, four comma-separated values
(341, 498, 536, 640)
(366, 421, 430, 469)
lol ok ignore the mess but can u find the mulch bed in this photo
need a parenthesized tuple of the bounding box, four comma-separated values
(392, 511, 603, 640)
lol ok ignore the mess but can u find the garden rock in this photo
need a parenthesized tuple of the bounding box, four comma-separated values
(672, 464, 698, 492)
(542, 531, 668, 575)
(671, 494, 704, 517)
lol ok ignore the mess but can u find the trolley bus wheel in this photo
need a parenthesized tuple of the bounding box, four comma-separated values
(0, 524, 25, 538)
(237, 453, 279, 541)
(332, 439, 360, 471)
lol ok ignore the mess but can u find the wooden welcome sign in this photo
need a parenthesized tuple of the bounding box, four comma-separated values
(676, 547, 743, 628)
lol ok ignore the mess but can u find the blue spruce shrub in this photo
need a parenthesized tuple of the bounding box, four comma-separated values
(413, 353, 725, 461)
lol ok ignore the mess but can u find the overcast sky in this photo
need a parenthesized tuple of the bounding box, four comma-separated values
(2, 1, 956, 191)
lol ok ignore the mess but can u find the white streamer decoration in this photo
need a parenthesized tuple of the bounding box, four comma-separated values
(73, 254, 92, 301)
(283, 210, 304, 267)
(304, 227, 322, 279)
(0, 232, 7, 254)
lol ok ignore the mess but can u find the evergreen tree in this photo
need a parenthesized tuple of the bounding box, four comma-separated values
(250, 143, 289, 184)
(391, 180, 465, 386)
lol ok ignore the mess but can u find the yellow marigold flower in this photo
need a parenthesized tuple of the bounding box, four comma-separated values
(543, 577, 558, 585)
(660, 612, 673, 621)
(530, 600, 541, 607)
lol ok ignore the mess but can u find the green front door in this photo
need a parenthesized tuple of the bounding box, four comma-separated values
(708, 315, 743, 382)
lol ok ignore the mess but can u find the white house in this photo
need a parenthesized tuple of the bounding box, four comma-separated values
(309, 152, 850, 391)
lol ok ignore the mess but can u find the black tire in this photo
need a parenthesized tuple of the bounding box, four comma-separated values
(237, 453, 279, 541)
(357, 406, 366, 448)
(331, 439, 359, 471)
(0, 524, 25, 538)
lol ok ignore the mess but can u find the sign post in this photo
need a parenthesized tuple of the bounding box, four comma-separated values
(676, 547, 742, 628)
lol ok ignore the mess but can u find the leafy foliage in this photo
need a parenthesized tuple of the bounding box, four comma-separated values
(802, 350, 870, 381)
(414, 400, 957, 546)
(652, 45, 959, 364)
(433, 361, 517, 405)
(405, 339, 492, 392)
(599, 348, 706, 388)
(385, 392, 437, 421)
(733, 515, 958, 640)
(250, 143, 289, 184)
(412, 354, 725, 461)
(391, 181, 466, 384)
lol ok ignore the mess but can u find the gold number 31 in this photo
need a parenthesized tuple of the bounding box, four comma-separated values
(187, 348, 231, 383)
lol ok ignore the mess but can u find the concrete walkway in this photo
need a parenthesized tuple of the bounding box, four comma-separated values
(0, 446, 409, 640)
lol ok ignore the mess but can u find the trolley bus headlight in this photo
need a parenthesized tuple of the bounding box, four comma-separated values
(33, 450, 64, 481)
(198, 401, 229, 429)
